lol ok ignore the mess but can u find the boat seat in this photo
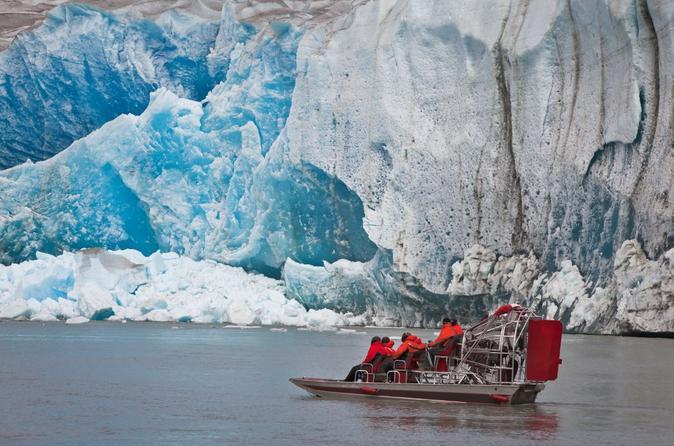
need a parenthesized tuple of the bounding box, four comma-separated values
(387, 350, 426, 383)
(356, 353, 391, 382)
(432, 337, 459, 372)
(387, 360, 408, 383)
(433, 355, 450, 372)
(355, 363, 374, 382)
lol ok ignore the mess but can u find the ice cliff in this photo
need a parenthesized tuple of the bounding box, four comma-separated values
(0, 1, 672, 333)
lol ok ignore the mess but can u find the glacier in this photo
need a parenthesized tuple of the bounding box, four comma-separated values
(0, 248, 356, 327)
(0, 15, 375, 274)
(0, 0, 672, 334)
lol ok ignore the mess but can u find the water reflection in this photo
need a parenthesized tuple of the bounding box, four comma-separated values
(521, 406, 559, 439)
(355, 399, 559, 441)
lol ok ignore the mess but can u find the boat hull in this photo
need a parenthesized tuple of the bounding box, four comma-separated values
(290, 378, 544, 405)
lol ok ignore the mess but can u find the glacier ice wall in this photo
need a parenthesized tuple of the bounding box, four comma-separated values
(0, 0, 672, 333)
(284, 249, 503, 328)
(241, 0, 673, 332)
(286, 0, 673, 295)
(0, 4, 229, 169)
(445, 240, 674, 334)
(0, 13, 376, 277)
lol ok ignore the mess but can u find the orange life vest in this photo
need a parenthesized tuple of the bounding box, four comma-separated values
(429, 323, 455, 346)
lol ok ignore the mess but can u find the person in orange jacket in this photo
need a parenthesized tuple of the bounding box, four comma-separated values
(392, 333, 426, 358)
(428, 317, 455, 348)
(344, 336, 393, 381)
(378, 332, 426, 374)
(407, 334, 423, 344)
(427, 318, 463, 366)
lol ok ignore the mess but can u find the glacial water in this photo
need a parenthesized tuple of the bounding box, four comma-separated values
(1, 322, 673, 445)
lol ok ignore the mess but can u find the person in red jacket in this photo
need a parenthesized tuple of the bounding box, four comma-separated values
(393, 333, 426, 358)
(378, 332, 427, 374)
(362, 336, 382, 363)
(406, 334, 423, 344)
(451, 319, 463, 336)
(427, 318, 463, 366)
(345, 336, 391, 381)
(381, 337, 395, 355)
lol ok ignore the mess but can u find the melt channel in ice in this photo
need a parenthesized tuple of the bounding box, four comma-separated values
(0, 248, 359, 328)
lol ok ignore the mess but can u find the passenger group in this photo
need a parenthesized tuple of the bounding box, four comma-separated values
(345, 317, 462, 381)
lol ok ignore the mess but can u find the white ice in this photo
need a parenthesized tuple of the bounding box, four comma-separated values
(0, 248, 359, 329)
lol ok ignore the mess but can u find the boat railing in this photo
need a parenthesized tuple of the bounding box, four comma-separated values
(355, 363, 374, 383)
(450, 305, 537, 385)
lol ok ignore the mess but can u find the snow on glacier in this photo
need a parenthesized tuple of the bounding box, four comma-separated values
(0, 3, 230, 169)
(0, 248, 356, 327)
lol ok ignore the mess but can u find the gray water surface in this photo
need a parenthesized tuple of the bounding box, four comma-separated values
(1, 322, 673, 445)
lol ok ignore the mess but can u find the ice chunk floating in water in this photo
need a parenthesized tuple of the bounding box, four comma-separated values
(0, 249, 358, 328)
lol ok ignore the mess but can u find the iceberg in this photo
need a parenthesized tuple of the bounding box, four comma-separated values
(65, 316, 90, 325)
(0, 248, 357, 328)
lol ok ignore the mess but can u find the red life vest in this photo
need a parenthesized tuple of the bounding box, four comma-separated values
(381, 340, 395, 355)
(363, 342, 384, 363)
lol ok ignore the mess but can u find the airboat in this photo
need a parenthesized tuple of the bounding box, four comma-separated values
(290, 304, 562, 405)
